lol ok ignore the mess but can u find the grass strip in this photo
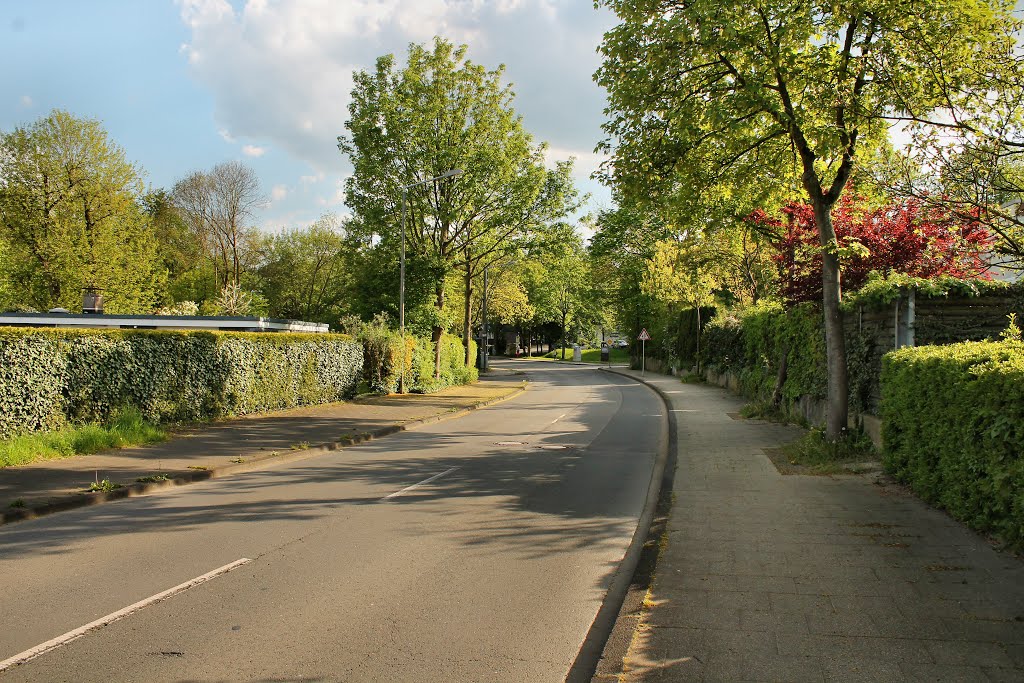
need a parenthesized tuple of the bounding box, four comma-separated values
(0, 409, 167, 468)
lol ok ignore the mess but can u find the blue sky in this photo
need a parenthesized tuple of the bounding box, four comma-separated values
(1, 0, 616, 232)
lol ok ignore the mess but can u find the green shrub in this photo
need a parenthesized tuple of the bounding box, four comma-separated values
(0, 328, 363, 439)
(881, 339, 1024, 549)
(700, 302, 827, 403)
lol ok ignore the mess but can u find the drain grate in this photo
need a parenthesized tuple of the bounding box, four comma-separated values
(537, 444, 570, 450)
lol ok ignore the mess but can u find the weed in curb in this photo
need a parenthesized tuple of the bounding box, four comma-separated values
(290, 442, 310, 451)
(87, 478, 122, 493)
(230, 457, 245, 464)
(186, 465, 209, 471)
(9, 498, 26, 508)
(136, 473, 171, 483)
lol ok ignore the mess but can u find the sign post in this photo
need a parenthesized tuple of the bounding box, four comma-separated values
(638, 327, 651, 375)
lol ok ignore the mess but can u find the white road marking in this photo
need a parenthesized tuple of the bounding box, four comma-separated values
(550, 413, 568, 424)
(382, 467, 460, 501)
(0, 558, 252, 673)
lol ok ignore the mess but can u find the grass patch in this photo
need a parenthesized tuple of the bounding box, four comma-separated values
(773, 427, 879, 475)
(0, 408, 167, 468)
(540, 347, 631, 364)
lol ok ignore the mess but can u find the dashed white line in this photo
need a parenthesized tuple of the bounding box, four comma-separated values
(550, 413, 568, 424)
(0, 558, 252, 673)
(382, 467, 460, 501)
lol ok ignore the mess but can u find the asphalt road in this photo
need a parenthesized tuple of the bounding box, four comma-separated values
(0, 361, 665, 682)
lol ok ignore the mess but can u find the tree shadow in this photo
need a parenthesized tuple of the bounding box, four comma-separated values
(0, 364, 662, 573)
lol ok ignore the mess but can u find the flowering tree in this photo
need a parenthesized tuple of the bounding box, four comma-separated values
(749, 196, 993, 305)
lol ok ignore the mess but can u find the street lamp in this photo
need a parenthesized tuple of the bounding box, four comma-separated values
(399, 168, 463, 393)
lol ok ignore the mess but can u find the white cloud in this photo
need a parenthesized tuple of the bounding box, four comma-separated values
(218, 128, 235, 143)
(271, 184, 288, 201)
(242, 144, 266, 157)
(300, 172, 325, 184)
(19, 95, 32, 107)
(176, 0, 616, 178)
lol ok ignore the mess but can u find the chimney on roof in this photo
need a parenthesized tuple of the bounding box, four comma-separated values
(82, 286, 104, 314)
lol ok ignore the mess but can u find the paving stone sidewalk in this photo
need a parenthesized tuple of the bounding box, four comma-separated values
(0, 373, 525, 519)
(607, 370, 1024, 683)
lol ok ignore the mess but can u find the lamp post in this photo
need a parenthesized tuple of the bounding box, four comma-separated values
(399, 168, 463, 393)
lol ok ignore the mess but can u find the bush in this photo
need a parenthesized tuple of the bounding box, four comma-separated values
(0, 328, 363, 439)
(881, 340, 1024, 549)
(700, 302, 827, 403)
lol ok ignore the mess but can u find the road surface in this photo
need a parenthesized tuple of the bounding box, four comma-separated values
(0, 361, 665, 682)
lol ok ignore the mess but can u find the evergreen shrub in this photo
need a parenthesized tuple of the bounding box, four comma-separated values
(881, 340, 1024, 548)
(0, 328, 363, 439)
(700, 302, 827, 402)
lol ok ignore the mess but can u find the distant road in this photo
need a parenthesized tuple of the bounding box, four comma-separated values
(0, 361, 665, 682)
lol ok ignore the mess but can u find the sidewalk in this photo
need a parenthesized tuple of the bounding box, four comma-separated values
(600, 369, 1024, 682)
(0, 373, 526, 524)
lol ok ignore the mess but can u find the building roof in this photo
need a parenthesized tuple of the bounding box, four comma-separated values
(0, 312, 329, 334)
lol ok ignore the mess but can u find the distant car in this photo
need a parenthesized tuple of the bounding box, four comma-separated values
(616, 339, 628, 348)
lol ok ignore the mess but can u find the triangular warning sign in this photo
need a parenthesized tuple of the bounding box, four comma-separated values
(638, 328, 651, 341)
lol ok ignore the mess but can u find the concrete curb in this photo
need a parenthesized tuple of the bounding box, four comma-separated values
(1, 382, 528, 527)
(565, 368, 676, 683)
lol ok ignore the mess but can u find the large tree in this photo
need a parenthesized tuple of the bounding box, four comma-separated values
(596, 0, 1019, 438)
(339, 38, 577, 377)
(0, 109, 164, 312)
(171, 160, 264, 290)
(255, 214, 355, 323)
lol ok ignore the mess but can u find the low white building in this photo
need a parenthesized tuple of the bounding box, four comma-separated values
(0, 312, 328, 334)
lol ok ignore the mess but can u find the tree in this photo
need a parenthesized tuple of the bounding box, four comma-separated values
(871, 53, 1024, 270)
(751, 195, 994, 304)
(339, 38, 578, 377)
(596, 0, 1019, 438)
(0, 109, 164, 312)
(172, 161, 264, 290)
(141, 189, 210, 305)
(255, 214, 355, 323)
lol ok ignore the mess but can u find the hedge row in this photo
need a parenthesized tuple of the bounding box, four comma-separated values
(700, 301, 828, 403)
(360, 328, 477, 394)
(881, 340, 1024, 549)
(0, 328, 363, 439)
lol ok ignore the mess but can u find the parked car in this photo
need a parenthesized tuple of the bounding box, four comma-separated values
(616, 339, 628, 348)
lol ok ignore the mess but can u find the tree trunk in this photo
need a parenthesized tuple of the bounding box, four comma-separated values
(812, 199, 849, 440)
(771, 342, 789, 409)
(461, 267, 473, 366)
(433, 283, 445, 380)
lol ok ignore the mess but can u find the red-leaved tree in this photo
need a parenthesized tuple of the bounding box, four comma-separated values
(748, 196, 993, 304)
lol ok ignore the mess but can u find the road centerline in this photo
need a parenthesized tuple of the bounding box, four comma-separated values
(381, 467, 461, 501)
(0, 558, 252, 673)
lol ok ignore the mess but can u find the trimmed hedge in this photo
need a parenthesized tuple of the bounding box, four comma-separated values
(359, 328, 477, 394)
(0, 328, 363, 439)
(881, 340, 1024, 548)
(700, 302, 827, 402)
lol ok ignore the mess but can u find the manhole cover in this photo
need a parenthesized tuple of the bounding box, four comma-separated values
(496, 441, 527, 446)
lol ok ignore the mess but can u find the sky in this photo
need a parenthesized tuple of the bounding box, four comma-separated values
(0, 0, 617, 232)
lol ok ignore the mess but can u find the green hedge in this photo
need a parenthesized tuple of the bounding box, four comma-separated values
(700, 302, 827, 402)
(358, 329, 477, 394)
(881, 340, 1024, 548)
(0, 328, 363, 439)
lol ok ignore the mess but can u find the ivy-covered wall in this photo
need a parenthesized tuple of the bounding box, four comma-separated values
(0, 328, 363, 439)
(881, 339, 1024, 549)
(700, 301, 827, 404)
